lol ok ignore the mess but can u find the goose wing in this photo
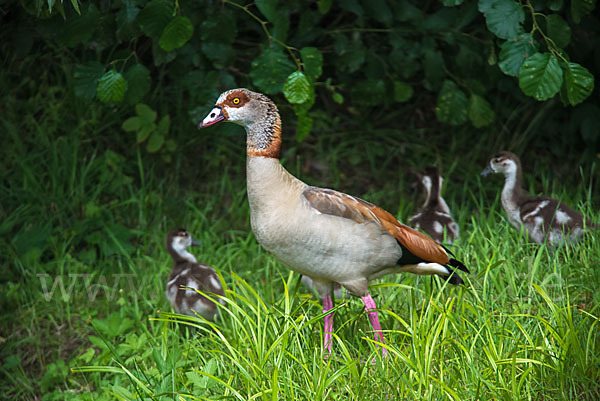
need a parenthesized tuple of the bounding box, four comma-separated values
(302, 187, 451, 265)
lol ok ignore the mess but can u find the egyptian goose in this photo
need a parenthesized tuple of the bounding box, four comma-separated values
(199, 88, 469, 356)
(409, 166, 459, 244)
(165, 228, 224, 320)
(481, 151, 596, 246)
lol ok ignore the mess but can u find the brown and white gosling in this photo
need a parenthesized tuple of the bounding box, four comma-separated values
(199, 88, 469, 357)
(481, 151, 596, 246)
(409, 166, 459, 244)
(165, 228, 224, 320)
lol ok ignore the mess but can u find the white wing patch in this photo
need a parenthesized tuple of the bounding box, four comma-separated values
(555, 209, 571, 224)
(522, 200, 550, 221)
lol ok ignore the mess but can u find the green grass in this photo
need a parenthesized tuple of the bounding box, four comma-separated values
(2, 74, 600, 401)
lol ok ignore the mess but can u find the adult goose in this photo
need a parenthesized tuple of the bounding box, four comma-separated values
(481, 151, 596, 246)
(199, 88, 469, 356)
(165, 228, 224, 320)
(409, 166, 459, 244)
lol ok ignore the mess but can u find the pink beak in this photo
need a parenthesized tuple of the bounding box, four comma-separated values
(198, 106, 225, 128)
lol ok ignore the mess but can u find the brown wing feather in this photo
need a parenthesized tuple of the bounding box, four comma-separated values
(302, 187, 449, 265)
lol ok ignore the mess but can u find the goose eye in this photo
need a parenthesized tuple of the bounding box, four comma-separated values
(232, 97, 240, 105)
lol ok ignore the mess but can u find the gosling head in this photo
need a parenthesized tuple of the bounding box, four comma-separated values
(481, 151, 520, 177)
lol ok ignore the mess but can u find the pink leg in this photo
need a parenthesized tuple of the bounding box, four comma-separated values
(322, 295, 334, 356)
(361, 294, 388, 357)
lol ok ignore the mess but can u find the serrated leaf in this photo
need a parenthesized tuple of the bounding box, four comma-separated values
(571, 0, 596, 23)
(479, 0, 524, 40)
(563, 62, 594, 106)
(159, 16, 194, 52)
(518, 52, 563, 101)
(137, 0, 173, 38)
(255, 0, 278, 21)
(546, 14, 571, 49)
(283, 71, 311, 104)
(498, 33, 539, 77)
(435, 80, 468, 126)
(296, 113, 313, 142)
(123, 64, 151, 104)
(136, 104, 157, 122)
(300, 47, 323, 82)
(468, 94, 495, 127)
(393, 81, 413, 102)
(73, 62, 105, 100)
(250, 45, 296, 94)
(97, 70, 127, 103)
(146, 131, 164, 153)
(156, 115, 170, 135)
(122, 116, 141, 132)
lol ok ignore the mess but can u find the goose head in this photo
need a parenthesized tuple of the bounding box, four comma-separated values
(481, 151, 520, 177)
(199, 88, 275, 129)
(198, 88, 282, 157)
(166, 228, 201, 262)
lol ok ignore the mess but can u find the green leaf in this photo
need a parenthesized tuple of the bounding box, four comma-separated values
(423, 49, 446, 91)
(159, 16, 194, 52)
(317, 0, 333, 13)
(518, 52, 563, 101)
(250, 45, 296, 94)
(122, 116, 141, 132)
(548, 0, 564, 11)
(562, 62, 594, 106)
(255, 0, 278, 22)
(479, 0, 525, 40)
(123, 64, 151, 105)
(435, 80, 469, 126)
(350, 80, 386, 106)
(136, 104, 157, 122)
(283, 71, 311, 104)
(136, 123, 154, 143)
(165, 139, 176, 152)
(296, 113, 313, 142)
(57, 4, 100, 47)
(300, 47, 323, 82)
(468, 94, 495, 127)
(97, 70, 127, 103)
(146, 131, 164, 153)
(200, 12, 237, 44)
(156, 115, 170, 135)
(70, 0, 81, 14)
(332, 92, 344, 104)
(443, 0, 464, 5)
(393, 81, 413, 102)
(571, 0, 597, 23)
(73, 62, 105, 100)
(546, 15, 571, 49)
(498, 33, 538, 77)
(137, 0, 173, 38)
(363, 0, 393, 27)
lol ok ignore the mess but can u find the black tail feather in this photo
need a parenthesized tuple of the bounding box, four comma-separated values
(443, 266, 464, 285)
(449, 258, 470, 274)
